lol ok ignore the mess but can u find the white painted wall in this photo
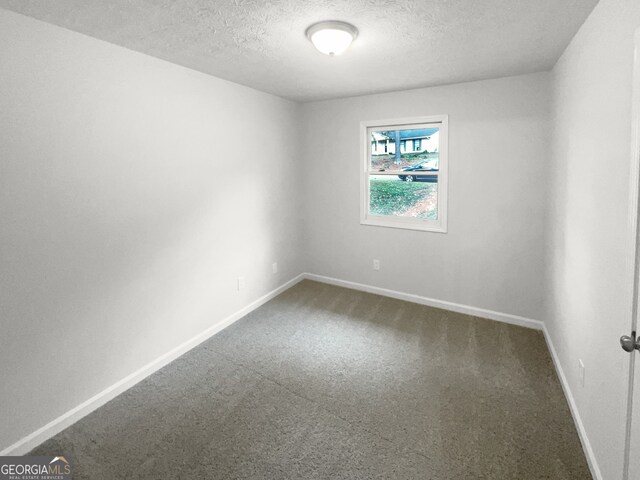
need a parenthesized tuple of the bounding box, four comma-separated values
(546, 1, 640, 479)
(301, 73, 550, 321)
(0, 9, 303, 452)
(3, 2, 639, 475)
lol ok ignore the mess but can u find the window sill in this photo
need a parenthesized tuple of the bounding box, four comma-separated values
(361, 216, 447, 233)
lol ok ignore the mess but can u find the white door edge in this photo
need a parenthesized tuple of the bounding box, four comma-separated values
(623, 26, 640, 480)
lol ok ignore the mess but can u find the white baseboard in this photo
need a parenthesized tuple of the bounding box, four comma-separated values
(0, 273, 305, 456)
(305, 273, 601, 477)
(542, 325, 602, 480)
(304, 273, 544, 330)
(2, 271, 601, 480)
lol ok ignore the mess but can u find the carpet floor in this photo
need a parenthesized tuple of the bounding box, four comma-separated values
(30, 280, 591, 479)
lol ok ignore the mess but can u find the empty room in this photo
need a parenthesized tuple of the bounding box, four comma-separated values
(2, 1, 640, 479)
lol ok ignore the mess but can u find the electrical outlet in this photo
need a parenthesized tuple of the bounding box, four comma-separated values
(237, 276, 245, 291)
(373, 259, 380, 271)
(578, 359, 585, 387)
(272, 262, 278, 274)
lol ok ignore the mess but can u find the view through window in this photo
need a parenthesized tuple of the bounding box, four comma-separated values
(361, 116, 448, 232)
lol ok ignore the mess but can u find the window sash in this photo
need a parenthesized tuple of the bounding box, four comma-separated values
(361, 115, 448, 233)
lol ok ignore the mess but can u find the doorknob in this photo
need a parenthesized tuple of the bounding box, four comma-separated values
(620, 332, 640, 352)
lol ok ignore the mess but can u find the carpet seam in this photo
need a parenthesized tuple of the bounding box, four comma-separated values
(212, 348, 432, 463)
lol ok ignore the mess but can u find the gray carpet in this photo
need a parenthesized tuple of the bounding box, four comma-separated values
(30, 280, 591, 479)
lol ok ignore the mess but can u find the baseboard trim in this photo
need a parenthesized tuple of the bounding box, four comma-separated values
(303, 273, 544, 330)
(2, 271, 601, 480)
(541, 325, 602, 480)
(0, 273, 305, 456)
(305, 273, 602, 477)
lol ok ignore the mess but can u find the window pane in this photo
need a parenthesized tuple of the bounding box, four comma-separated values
(369, 175, 438, 220)
(369, 127, 439, 171)
(363, 116, 447, 232)
(368, 126, 439, 220)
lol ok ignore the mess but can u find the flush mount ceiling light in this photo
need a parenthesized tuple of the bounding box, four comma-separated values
(306, 21, 358, 56)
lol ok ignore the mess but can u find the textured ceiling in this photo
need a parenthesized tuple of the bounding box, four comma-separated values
(0, 0, 599, 102)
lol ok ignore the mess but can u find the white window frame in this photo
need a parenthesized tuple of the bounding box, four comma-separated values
(360, 115, 448, 233)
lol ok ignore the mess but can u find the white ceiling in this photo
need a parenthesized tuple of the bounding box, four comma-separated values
(0, 0, 599, 102)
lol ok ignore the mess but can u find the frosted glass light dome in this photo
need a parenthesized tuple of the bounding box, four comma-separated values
(306, 21, 358, 56)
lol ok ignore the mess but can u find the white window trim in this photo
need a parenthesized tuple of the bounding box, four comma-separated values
(360, 115, 448, 233)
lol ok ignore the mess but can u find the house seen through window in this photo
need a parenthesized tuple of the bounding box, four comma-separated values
(361, 115, 448, 232)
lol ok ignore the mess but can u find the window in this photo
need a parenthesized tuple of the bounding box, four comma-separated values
(360, 115, 448, 232)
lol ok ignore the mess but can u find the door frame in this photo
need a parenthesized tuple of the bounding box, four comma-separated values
(623, 27, 640, 480)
